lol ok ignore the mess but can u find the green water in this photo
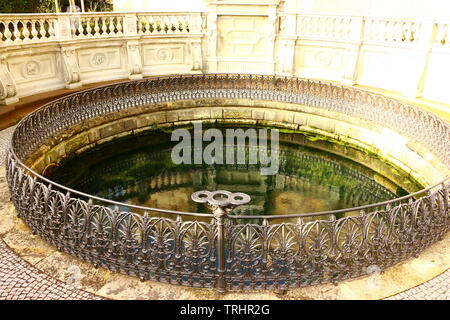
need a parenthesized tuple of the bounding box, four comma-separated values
(48, 126, 415, 219)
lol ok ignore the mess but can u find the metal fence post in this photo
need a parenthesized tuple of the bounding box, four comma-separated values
(214, 206, 227, 293)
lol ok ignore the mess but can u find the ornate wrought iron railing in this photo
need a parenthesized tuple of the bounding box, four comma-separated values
(6, 74, 450, 292)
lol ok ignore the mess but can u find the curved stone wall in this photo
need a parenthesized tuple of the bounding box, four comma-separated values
(27, 98, 447, 190)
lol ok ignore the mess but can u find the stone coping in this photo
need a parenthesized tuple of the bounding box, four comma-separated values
(0, 162, 448, 300)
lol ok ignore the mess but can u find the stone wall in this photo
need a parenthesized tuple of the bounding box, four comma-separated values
(27, 99, 449, 191)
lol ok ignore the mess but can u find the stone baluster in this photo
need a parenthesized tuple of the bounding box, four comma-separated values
(145, 17, 153, 34)
(101, 17, 107, 35)
(163, 16, 171, 33)
(442, 23, 448, 46)
(326, 17, 333, 37)
(136, 17, 142, 34)
(39, 20, 47, 40)
(157, 16, 164, 33)
(48, 19, 56, 39)
(38, 20, 46, 40)
(85, 17, 92, 36)
(109, 17, 116, 34)
(385, 20, 395, 40)
(93, 17, 100, 37)
(334, 18, 341, 39)
(445, 24, 449, 46)
(12, 20, 20, 42)
(435, 22, 444, 46)
(74, 17, 82, 37)
(437, 22, 449, 46)
(153, 16, 159, 33)
(2, 21, 13, 43)
(67, 17, 75, 37)
(116, 17, 123, 35)
(31, 20, 39, 41)
(171, 16, 178, 33)
(179, 16, 187, 33)
(22, 20, 30, 42)
(394, 21, 403, 42)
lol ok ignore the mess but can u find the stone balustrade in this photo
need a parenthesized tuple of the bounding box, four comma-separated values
(294, 14, 354, 40)
(69, 13, 124, 38)
(0, 14, 57, 43)
(136, 13, 202, 34)
(362, 18, 422, 44)
(0, 7, 449, 107)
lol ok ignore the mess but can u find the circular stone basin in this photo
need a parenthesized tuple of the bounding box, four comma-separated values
(6, 74, 449, 291)
(47, 125, 420, 223)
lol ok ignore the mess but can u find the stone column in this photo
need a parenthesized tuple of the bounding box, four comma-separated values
(122, 14, 143, 79)
(205, 5, 218, 73)
(342, 17, 363, 85)
(190, 41, 203, 72)
(0, 55, 19, 105)
(54, 14, 72, 40)
(59, 47, 82, 89)
(407, 20, 435, 98)
(55, 14, 82, 89)
(125, 41, 143, 80)
(277, 13, 297, 75)
(189, 13, 204, 72)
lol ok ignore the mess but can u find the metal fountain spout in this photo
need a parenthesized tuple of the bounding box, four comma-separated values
(191, 190, 251, 216)
(191, 190, 251, 293)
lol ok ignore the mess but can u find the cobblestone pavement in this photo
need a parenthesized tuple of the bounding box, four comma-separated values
(0, 239, 103, 300)
(0, 125, 14, 166)
(0, 126, 103, 300)
(0, 126, 448, 300)
(385, 270, 450, 300)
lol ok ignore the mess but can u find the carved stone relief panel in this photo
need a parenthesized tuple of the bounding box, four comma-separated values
(77, 48, 122, 72)
(142, 44, 185, 66)
(91, 53, 108, 68)
(217, 15, 269, 59)
(7, 53, 57, 84)
(295, 45, 345, 80)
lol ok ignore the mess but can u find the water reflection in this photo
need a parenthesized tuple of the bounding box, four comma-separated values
(49, 128, 408, 222)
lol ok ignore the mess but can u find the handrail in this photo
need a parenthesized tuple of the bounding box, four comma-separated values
(11, 139, 449, 220)
(9, 150, 215, 218)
